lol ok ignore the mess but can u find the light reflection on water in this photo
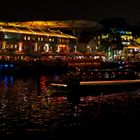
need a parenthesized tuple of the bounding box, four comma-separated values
(0, 74, 140, 138)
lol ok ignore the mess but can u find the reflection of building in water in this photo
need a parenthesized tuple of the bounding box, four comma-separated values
(0, 75, 14, 86)
(40, 76, 47, 95)
(12, 78, 39, 96)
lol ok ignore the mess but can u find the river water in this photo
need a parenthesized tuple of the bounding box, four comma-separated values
(0, 74, 140, 139)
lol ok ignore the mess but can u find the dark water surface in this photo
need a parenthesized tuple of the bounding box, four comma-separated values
(0, 74, 140, 139)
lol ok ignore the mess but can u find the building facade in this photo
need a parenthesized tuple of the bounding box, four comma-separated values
(0, 22, 77, 56)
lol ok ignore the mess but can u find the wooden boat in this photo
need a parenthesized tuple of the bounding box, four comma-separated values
(80, 79, 140, 86)
(48, 79, 140, 96)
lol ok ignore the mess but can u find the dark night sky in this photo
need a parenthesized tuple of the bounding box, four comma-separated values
(0, 0, 140, 25)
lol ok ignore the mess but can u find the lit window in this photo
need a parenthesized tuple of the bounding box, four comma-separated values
(24, 36, 26, 40)
(27, 36, 30, 40)
(4, 34, 8, 39)
(41, 37, 43, 41)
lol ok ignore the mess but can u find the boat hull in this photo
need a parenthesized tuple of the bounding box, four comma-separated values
(49, 79, 140, 96)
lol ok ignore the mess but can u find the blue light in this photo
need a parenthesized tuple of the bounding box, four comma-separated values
(10, 64, 14, 68)
(119, 31, 125, 34)
(4, 75, 8, 87)
(118, 61, 121, 64)
(10, 76, 14, 85)
(4, 64, 8, 68)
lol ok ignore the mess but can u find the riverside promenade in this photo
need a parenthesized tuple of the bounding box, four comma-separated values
(1, 54, 140, 76)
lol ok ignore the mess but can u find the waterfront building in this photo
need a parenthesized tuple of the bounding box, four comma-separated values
(0, 21, 77, 57)
(92, 28, 136, 61)
(121, 44, 140, 61)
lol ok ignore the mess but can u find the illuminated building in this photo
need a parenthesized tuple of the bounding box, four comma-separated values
(92, 28, 136, 60)
(121, 44, 140, 61)
(0, 22, 77, 55)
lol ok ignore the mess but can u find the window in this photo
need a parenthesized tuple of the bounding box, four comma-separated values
(24, 36, 27, 40)
(41, 37, 43, 41)
(27, 36, 30, 40)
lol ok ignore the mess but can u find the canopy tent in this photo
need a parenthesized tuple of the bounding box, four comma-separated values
(0, 22, 77, 39)
(9, 20, 103, 30)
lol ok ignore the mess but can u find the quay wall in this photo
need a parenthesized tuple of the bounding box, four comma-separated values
(1, 59, 140, 75)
